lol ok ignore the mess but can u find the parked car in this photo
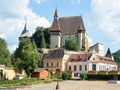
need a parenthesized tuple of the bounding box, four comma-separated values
(13, 74, 24, 79)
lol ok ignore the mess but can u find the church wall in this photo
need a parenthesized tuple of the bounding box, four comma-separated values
(78, 33, 83, 50)
(61, 34, 77, 47)
(50, 35, 61, 49)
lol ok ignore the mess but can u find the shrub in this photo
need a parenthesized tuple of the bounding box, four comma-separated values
(68, 74, 72, 80)
(80, 72, 86, 80)
(87, 74, 120, 80)
(62, 71, 68, 80)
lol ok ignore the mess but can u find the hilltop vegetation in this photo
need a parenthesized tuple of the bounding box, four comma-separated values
(113, 50, 120, 69)
(113, 50, 120, 63)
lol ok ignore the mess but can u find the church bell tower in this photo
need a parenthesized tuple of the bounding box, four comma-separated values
(50, 9, 61, 49)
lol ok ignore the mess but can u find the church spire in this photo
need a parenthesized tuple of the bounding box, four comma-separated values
(105, 48, 114, 60)
(19, 23, 31, 39)
(54, 9, 58, 19)
(50, 9, 60, 31)
(21, 23, 27, 35)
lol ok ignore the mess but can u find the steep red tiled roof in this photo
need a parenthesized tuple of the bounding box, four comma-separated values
(50, 19, 60, 30)
(50, 15, 86, 34)
(59, 16, 85, 34)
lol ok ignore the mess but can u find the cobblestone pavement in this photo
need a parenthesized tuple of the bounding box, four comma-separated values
(2, 80, 120, 90)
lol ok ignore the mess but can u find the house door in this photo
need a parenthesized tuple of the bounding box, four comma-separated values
(56, 69, 60, 75)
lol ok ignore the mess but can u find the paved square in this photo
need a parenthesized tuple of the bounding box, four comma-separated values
(17, 80, 120, 90)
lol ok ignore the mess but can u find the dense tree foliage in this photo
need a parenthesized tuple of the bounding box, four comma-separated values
(43, 28, 50, 48)
(32, 27, 50, 48)
(113, 50, 120, 69)
(0, 38, 11, 67)
(12, 38, 40, 77)
(64, 39, 78, 51)
(113, 50, 120, 63)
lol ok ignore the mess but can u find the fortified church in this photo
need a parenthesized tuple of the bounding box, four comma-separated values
(19, 9, 117, 78)
(50, 9, 88, 51)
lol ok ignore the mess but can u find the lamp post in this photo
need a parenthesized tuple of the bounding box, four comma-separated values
(86, 50, 89, 79)
(56, 81, 60, 90)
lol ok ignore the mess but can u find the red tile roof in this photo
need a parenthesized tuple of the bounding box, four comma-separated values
(50, 16, 86, 34)
(96, 55, 116, 64)
(68, 53, 92, 62)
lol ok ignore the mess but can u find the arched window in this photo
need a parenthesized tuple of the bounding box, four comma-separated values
(51, 62, 53, 66)
(79, 65, 82, 71)
(46, 63, 49, 67)
(57, 62, 59, 67)
(74, 65, 77, 71)
(92, 64, 96, 70)
(69, 65, 71, 71)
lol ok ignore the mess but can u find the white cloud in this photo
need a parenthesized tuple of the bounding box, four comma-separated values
(90, 0, 120, 43)
(34, 0, 46, 4)
(72, 0, 81, 5)
(0, 0, 50, 53)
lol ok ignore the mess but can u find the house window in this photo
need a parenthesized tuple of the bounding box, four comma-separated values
(99, 65, 102, 70)
(51, 62, 53, 66)
(85, 65, 87, 71)
(69, 65, 71, 71)
(47, 63, 49, 67)
(57, 62, 59, 67)
(79, 65, 82, 71)
(103, 65, 106, 70)
(74, 65, 77, 71)
(92, 64, 96, 70)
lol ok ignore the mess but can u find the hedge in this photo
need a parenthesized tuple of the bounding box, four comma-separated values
(87, 74, 120, 80)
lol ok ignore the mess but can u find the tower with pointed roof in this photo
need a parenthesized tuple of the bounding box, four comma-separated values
(50, 9, 61, 49)
(19, 23, 31, 40)
(105, 48, 114, 60)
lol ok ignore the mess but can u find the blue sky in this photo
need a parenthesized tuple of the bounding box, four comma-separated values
(0, 0, 120, 54)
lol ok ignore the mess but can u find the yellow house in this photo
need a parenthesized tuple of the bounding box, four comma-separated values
(4, 67, 16, 80)
(0, 65, 16, 80)
(43, 49, 70, 75)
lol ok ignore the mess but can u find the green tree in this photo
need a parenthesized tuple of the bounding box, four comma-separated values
(0, 38, 11, 67)
(113, 50, 120, 63)
(13, 38, 40, 77)
(43, 28, 50, 48)
(113, 50, 120, 69)
(65, 39, 78, 51)
(32, 27, 50, 48)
